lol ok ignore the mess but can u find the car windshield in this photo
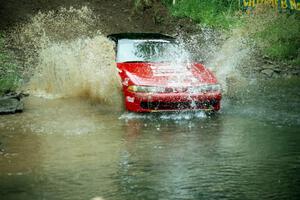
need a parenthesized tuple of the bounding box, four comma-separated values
(116, 39, 183, 63)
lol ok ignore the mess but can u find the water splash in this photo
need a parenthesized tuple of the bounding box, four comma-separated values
(10, 6, 256, 109)
(119, 111, 207, 121)
(28, 36, 122, 105)
(12, 7, 122, 106)
(207, 28, 251, 92)
(179, 26, 254, 97)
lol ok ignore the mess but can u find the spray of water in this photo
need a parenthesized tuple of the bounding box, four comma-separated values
(13, 7, 122, 106)
(179, 25, 255, 98)
(10, 6, 259, 112)
(28, 36, 122, 105)
(206, 28, 252, 94)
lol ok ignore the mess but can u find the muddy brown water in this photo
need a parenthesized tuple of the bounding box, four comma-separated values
(0, 78, 300, 200)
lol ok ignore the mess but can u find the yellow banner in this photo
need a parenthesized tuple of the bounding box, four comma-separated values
(241, 0, 300, 11)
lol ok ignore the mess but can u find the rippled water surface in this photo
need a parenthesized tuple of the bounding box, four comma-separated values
(0, 78, 300, 200)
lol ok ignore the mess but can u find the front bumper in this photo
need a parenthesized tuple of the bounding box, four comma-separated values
(124, 91, 222, 112)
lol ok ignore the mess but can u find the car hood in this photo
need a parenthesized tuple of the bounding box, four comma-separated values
(117, 62, 218, 87)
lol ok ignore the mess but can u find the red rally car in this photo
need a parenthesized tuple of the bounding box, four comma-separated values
(108, 33, 222, 112)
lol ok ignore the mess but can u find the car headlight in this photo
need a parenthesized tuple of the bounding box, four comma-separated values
(207, 84, 221, 91)
(188, 84, 221, 93)
(128, 85, 166, 93)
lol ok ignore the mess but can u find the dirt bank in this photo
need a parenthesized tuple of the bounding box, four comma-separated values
(0, 0, 196, 35)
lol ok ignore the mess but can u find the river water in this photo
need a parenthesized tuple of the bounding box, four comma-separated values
(0, 77, 300, 200)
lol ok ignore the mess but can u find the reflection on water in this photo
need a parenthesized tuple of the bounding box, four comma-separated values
(0, 78, 300, 200)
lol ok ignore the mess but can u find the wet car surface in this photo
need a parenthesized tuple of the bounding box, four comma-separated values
(108, 33, 222, 112)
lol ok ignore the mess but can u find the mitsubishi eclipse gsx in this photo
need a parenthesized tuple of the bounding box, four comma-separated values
(108, 33, 222, 112)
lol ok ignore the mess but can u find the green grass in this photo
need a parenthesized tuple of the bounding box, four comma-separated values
(162, 1, 299, 64)
(253, 13, 300, 61)
(163, 0, 240, 29)
(0, 33, 21, 95)
(133, 0, 240, 29)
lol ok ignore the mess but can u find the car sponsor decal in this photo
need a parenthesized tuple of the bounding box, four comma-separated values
(126, 96, 135, 103)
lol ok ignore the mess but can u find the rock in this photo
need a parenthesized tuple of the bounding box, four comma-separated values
(0, 93, 27, 114)
(261, 64, 279, 70)
(273, 68, 282, 73)
(272, 72, 280, 78)
(261, 69, 274, 78)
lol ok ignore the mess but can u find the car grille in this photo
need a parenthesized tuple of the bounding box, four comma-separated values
(140, 100, 218, 110)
